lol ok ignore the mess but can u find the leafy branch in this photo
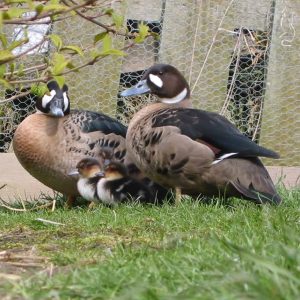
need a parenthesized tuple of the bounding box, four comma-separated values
(0, 0, 153, 98)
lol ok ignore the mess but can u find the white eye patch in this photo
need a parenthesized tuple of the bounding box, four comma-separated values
(149, 74, 163, 88)
(42, 90, 56, 108)
(63, 92, 69, 111)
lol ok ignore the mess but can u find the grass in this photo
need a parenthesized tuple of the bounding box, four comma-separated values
(0, 186, 299, 300)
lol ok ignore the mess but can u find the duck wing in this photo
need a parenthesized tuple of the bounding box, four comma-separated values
(74, 110, 127, 137)
(151, 108, 279, 159)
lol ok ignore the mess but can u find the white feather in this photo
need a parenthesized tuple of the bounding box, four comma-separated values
(96, 179, 116, 205)
(161, 88, 187, 104)
(149, 74, 163, 88)
(42, 90, 56, 108)
(63, 92, 69, 111)
(212, 152, 238, 165)
(77, 178, 97, 202)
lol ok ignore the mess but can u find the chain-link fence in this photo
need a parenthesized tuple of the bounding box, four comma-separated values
(0, 0, 299, 166)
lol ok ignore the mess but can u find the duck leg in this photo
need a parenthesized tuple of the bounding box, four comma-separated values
(65, 195, 76, 208)
(175, 187, 182, 205)
(88, 202, 97, 209)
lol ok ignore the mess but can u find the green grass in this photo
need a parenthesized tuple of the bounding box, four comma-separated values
(0, 187, 299, 300)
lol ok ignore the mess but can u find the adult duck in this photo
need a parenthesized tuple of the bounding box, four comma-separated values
(120, 64, 281, 204)
(13, 81, 127, 206)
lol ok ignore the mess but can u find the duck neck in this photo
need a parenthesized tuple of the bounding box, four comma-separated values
(159, 88, 192, 108)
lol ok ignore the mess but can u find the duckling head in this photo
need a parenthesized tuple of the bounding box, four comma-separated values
(104, 162, 128, 181)
(36, 80, 70, 117)
(74, 158, 103, 179)
(120, 64, 190, 105)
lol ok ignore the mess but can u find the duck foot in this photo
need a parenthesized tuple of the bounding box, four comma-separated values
(88, 202, 97, 210)
(175, 187, 182, 205)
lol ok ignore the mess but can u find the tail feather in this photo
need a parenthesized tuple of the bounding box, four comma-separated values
(231, 180, 282, 205)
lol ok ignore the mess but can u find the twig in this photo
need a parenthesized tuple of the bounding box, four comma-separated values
(0, 204, 26, 212)
(7, 77, 49, 85)
(191, 0, 236, 93)
(0, 36, 48, 65)
(60, 42, 134, 76)
(0, 184, 7, 190)
(35, 218, 65, 226)
(4, 63, 48, 77)
(4, 0, 97, 25)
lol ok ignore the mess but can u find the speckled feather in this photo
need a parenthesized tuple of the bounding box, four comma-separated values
(13, 110, 127, 197)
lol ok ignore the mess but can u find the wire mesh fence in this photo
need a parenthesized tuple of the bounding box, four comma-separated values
(0, 0, 299, 166)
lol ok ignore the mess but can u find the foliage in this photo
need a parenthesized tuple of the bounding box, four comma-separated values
(0, 0, 152, 98)
(0, 187, 299, 299)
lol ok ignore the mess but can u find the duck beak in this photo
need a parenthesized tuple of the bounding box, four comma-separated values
(95, 171, 105, 177)
(120, 79, 150, 97)
(49, 98, 64, 117)
(68, 170, 79, 177)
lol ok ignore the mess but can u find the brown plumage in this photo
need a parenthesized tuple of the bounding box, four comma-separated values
(120, 64, 281, 204)
(13, 81, 127, 205)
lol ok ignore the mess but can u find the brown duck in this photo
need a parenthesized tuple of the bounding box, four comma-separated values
(13, 81, 127, 206)
(120, 64, 282, 204)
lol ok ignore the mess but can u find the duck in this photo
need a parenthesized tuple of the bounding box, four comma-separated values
(13, 80, 128, 206)
(120, 63, 282, 205)
(72, 157, 162, 205)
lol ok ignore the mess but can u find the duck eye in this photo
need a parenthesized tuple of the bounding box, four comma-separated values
(158, 71, 163, 75)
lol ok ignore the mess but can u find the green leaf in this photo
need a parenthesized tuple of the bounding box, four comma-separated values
(94, 32, 107, 45)
(30, 83, 48, 97)
(0, 50, 14, 64)
(35, 4, 44, 15)
(66, 61, 77, 71)
(17, 64, 24, 76)
(53, 75, 65, 88)
(51, 53, 69, 75)
(134, 23, 149, 44)
(7, 38, 29, 51)
(0, 64, 5, 78)
(111, 12, 124, 29)
(49, 34, 63, 50)
(9, 62, 15, 74)
(2, 7, 24, 20)
(43, 4, 68, 12)
(0, 33, 8, 49)
(60, 45, 84, 56)
(103, 49, 125, 56)
(102, 33, 112, 52)
(0, 78, 12, 89)
(104, 8, 114, 16)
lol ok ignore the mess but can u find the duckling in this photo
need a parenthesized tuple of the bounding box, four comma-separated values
(120, 64, 282, 205)
(13, 80, 127, 206)
(73, 158, 158, 205)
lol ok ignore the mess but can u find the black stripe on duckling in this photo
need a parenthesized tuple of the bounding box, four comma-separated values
(72, 157, 163, 206)
(120, 63, 281, 205)
(13, 80, 127, 207)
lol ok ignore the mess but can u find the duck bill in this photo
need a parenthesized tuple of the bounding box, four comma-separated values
(120, 80, 150, 97)
(95, 171, 105, 177)
(49, 98, 64, 117)
(68, 170, 79, 177)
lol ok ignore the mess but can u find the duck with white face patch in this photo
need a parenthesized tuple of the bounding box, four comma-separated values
(13, 80, 129, 207)
(120, 64, 281, 205)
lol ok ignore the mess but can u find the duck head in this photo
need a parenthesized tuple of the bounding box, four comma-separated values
(69, 158, 103, 178)
(120, 64, 191, 105)
(36, 80, 70, 117)
(99, 147, 114, 167)
(104, 162, 128, 181)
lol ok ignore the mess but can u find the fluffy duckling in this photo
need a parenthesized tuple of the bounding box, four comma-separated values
(13, 80, 127, 206)
(73, 158, 157, 205)
(120, 64, 281, 205)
